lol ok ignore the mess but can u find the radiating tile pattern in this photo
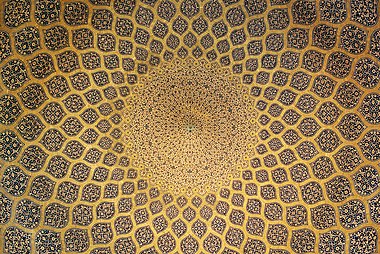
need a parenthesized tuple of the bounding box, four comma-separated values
(0, 0, 379, 253)
(125, 58, 257, 196)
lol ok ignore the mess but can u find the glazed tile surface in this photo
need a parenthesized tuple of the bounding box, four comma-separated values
(0, 0, 379, 253)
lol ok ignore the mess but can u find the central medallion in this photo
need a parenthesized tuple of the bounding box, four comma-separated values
(123, 58, 257, 195)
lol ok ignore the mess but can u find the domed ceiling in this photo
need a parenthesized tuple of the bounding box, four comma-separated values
(0, 0, 379, 253)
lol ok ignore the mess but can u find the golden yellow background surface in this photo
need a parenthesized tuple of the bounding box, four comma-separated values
(0, 0, 380, 253)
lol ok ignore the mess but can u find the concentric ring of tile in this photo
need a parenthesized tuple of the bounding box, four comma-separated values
(0, 0, 379, 253)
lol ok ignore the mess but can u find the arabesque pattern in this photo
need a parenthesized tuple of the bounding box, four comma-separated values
(0, 0, 379, 253)
(125, 58, 256, 196)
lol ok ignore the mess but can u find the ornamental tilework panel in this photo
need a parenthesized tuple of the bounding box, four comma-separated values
(0, 0, 379, 253)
